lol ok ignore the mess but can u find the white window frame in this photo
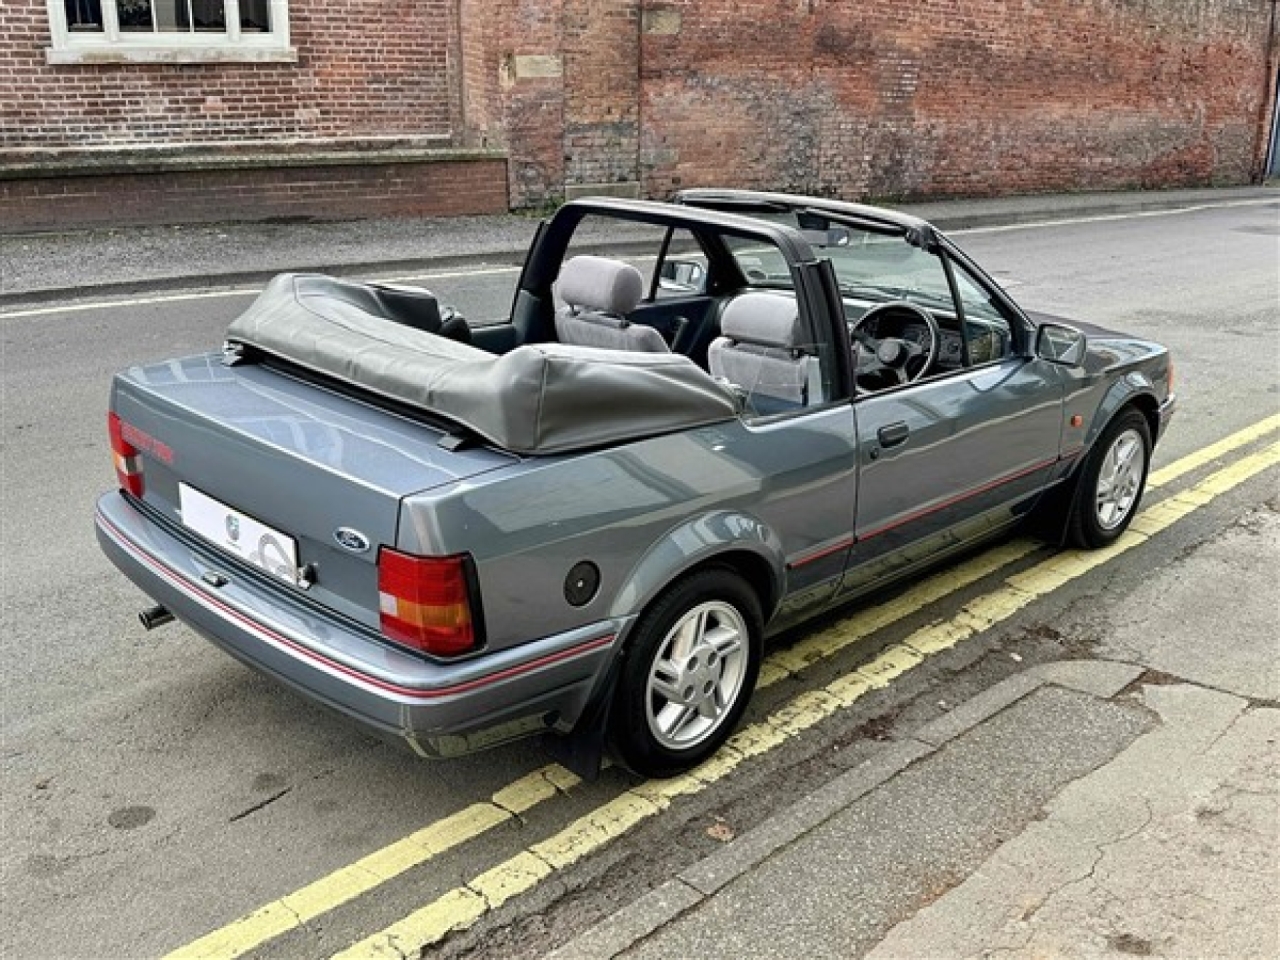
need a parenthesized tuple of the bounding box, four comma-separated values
(46, 0, 296, 64)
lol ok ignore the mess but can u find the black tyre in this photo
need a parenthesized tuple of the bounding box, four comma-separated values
(609, 568, 764, 778)
(1066, 408, 1152, 549)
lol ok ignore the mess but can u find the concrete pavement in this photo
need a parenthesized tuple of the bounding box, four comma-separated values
(547, 504, 1280, 960)
(2, 184, 1275, 304)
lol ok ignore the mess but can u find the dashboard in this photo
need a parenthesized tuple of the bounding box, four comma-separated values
(859, 312, 1010, 369)
(900, 323, 963, 367)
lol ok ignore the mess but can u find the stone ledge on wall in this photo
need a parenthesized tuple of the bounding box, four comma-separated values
(0, 139, 506, 181)
(0, 149, 511, 232)
(563, 181, 641, 201)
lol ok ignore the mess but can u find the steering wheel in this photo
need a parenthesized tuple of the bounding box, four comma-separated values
(849, 301, 941, 388)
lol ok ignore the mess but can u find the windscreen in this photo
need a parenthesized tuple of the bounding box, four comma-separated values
(721, 211, 957, 313)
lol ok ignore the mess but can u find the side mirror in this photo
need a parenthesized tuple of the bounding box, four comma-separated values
(1035, 322, 1087, 366)
(658, 259, 707, 294)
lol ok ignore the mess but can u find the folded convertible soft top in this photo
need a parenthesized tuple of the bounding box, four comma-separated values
(225, 273, 740, 455)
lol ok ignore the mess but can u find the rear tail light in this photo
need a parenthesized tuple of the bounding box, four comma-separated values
(1166, 358, 1175, 394)
(108, 411, 145, 496)
(377, 548, 482, 657)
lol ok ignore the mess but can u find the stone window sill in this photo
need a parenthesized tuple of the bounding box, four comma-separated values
(46, 45, 298, 65)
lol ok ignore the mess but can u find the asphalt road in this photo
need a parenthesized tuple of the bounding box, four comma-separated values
(1, 200, 1277, 959)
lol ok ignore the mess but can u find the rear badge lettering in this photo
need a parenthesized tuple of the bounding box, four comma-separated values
(333, 527, 371, 553)
(119, 421, 174, 465)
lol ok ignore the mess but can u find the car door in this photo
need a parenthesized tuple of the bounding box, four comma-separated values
(838, 250, 1066, 596)
(696, 244, 860, 629)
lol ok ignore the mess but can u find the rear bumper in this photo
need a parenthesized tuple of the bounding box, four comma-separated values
(95, 492, 624, 756)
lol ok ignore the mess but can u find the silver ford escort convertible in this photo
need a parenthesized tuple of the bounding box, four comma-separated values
(96, 192, 1175, 777)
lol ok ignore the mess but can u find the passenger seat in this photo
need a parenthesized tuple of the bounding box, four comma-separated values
(708, 292, 820, 413)
(554, 256, 669, 353)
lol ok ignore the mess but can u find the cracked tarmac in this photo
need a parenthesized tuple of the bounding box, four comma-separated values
(616, 685, 1155, 960)
(866, 691, 1278, 960)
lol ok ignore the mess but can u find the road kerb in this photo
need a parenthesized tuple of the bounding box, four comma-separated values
(542, 879, 705, 960)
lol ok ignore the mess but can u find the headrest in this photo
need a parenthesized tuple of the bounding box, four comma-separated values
(556, 256, 645, 316)
(720, 292, 804, 349)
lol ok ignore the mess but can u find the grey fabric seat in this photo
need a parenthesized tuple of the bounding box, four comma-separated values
(707, 292, 818, 411)
(554, 255, 669, 353)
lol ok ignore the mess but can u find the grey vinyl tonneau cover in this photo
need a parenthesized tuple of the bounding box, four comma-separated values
(226, 273, 740, 455)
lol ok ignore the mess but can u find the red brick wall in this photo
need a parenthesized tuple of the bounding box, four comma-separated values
(457, 1, 566, 206)
(459, 0, 502, 147)
(0, 158, 509, 230)
(0, 0, 454, 148)
(563, 0, 640, 189)
(636, 0, 1276, 199)
(1, 0, 1274, 222)
(475, 0, 1274, 205)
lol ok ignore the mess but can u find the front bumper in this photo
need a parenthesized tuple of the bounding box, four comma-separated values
(1158, 392, 1177, 438)
(95, 492, 623, 756)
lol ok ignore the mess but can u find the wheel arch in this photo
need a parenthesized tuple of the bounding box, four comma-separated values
(687, 548, 778, 619)
(608, 510, 784, 640)
(606, 541, 772, 777)
(1085, 375, 1160, 450)
(1034, 391, 1156, 545)
(1046, 395, 1153, 545)
(1127, 392, 1161, 445)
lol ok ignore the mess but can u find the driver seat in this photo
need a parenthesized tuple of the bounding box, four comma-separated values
(708, 292, 819, 412)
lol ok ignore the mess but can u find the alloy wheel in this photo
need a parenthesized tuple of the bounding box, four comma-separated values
(1095, 427, 1145, 530)
(644, 600, 748, 751)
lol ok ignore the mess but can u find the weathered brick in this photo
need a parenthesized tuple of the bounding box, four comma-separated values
(0, 0, 455, 147)
(0, 159, 508, 231)
(628, 0, 1275, 200)
(0, 0, 1273, 225)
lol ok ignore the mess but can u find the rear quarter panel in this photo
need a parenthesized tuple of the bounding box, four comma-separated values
(398, 407, 859, 653)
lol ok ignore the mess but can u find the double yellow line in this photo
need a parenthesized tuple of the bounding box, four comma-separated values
(168, 414, 1280, 960)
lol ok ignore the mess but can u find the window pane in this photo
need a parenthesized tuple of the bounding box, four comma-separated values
(192, 0, 227, 29)
(65, 0, 104, 30)
(652, 229, 708, 301)
(829, 240, 954, 310)
(118, 1, 227, 33)
(240, 0, 271, 31)
(151, 0, 190, 31)
(116, 0, 153, 30)
(723, 234, 793, 287)
(951, 262, 1015, 363)
(559, 214, 667, 309)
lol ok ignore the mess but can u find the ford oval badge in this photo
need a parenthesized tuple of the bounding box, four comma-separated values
(333, 527, 371, 553)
